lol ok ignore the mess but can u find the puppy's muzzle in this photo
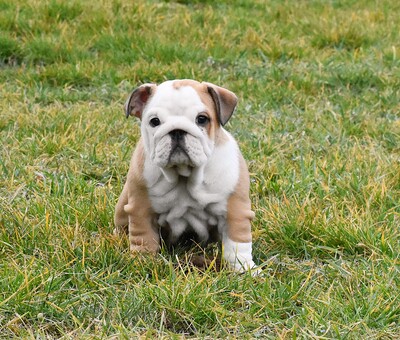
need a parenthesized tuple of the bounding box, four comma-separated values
(151, 119, 211, 170)
(168, 129, 191, 165)
(169, 129, 187, 155)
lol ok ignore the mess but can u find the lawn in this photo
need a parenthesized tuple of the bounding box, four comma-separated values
(1, 0, 399, 338)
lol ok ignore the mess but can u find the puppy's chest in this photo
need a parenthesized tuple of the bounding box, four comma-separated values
(147, 176, 229, 240)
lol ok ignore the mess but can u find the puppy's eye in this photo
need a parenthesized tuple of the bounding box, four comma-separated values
(149, 117, 161, 127)
(196, 114, 210, 126)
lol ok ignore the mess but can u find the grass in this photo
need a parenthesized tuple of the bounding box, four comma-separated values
(1, 0, 399, 338)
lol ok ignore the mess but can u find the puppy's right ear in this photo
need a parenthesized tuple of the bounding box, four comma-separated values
(125, 83, 156, 119)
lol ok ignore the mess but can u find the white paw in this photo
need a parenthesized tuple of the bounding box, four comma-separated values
(222, 237, 261, 276)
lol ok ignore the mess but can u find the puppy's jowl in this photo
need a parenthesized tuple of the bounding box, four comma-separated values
(114, 79, 256, 272)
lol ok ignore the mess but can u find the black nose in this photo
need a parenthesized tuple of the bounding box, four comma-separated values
(169, 129, 186, 142)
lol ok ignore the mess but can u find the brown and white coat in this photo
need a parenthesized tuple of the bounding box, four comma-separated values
(114, 79, 256, 271)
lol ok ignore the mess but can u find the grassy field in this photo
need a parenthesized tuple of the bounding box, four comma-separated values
(1, 0, 399, 338)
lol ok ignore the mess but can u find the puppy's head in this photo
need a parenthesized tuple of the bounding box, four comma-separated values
(125, 79, 237, 173)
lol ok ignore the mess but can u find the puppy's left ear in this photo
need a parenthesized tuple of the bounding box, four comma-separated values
(205, 83, 238, 126)
(125, 83, 157, 119)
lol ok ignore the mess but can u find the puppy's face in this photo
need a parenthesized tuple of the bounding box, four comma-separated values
(125, 79, 237, 172)
(143, 81, 214, 169)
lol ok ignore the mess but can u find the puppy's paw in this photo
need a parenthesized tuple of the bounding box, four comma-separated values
(223, 238, 261, 276)
(130, 240, 159, 254)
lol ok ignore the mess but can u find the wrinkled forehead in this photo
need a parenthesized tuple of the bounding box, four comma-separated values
(145, 80, 207, 115)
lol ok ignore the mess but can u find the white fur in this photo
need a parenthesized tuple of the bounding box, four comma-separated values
(222, 236, 256, 272)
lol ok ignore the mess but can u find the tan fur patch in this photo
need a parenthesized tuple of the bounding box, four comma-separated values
(172, 79, 202, 89)
(114, 139, 160, 253)
(226, 152, 255, 243)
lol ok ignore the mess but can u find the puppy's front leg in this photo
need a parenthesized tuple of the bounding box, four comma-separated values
(124, 185, 160, 253)
(117, 139, 160, 254)
(223, 155, 256, 272)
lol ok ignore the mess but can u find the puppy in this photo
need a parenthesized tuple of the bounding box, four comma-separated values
(114, 79, 256, 272)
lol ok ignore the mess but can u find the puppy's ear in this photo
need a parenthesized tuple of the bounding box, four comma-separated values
(205, 83, 238, 126)
(125, 83, 156, 119)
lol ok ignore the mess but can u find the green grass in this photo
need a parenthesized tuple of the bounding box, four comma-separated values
(1, 0, 399, 338)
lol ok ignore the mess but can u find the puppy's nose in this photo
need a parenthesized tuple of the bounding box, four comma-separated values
(169, 129, 186, 142)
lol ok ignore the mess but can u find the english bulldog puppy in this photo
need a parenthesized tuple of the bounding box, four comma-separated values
(114, 79, 256, 272)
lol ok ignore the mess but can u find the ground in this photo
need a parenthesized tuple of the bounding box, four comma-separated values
(0, 0, 399, 338)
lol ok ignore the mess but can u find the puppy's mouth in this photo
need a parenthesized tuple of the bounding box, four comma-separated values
(168, 145, 192, 165)
(166, 129, 193, 167)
